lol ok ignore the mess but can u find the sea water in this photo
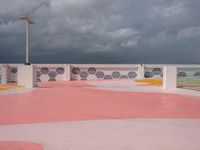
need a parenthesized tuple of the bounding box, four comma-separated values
(177, 68, 200, 91)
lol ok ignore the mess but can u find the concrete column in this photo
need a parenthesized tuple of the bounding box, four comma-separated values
(64, 64, 71, 81)
(17, 65, 37, 88)
(163, 66, 177, 90)
(137, 64, 144, 79)
(0, 65, 8, 84)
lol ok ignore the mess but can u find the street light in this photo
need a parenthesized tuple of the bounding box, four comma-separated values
(20, 16, 35, 65)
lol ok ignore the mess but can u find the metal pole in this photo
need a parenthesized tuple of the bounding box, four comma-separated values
(25, 21, 30, 65)
(20, 16, 34, 65)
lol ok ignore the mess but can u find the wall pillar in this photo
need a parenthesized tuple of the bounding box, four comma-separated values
(163, 66, 177, 89)
(17, 65, 37, 88)
(64, 64, 71, 81)
(0, 65, 8, 84)
(137, 64, 144, 79)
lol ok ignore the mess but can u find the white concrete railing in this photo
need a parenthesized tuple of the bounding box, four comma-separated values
(0, 64, 199, 89)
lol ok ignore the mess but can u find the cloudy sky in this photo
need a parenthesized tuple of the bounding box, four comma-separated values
(0, 0, 200, 64)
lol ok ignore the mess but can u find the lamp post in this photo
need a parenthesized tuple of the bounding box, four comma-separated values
(20, 16, 35, 65)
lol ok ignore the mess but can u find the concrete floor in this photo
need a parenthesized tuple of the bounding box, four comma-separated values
(0, 80, 200, 149)
(88, 80, 200, 97)
(0, 119, 200, 150)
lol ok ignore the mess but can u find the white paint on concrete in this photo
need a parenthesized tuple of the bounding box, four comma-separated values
(0, 119, 200, 150)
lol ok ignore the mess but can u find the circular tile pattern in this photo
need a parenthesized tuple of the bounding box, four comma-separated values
(112, 72, 121, 78)
(72, 68, 81, 74)
(79, 71, 89, 78)
(48, 71, 57, 78)
(152, 68, 161, 75)
(11, 68, 17, 73)
(104, 75, 113, 80)
(145, 72, 153, 78)
(120, 75, 128, 79)
(128, 72, 137, 78)
(95, 71, 105, 78)
(56, 68, 64, 74)
(177, 72, 187, 77)
(88, 67, 96, 74)
(41, 67, 49, 74)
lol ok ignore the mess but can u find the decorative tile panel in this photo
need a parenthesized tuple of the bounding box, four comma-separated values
(144, 67, 163, 79)
(88, 68, 96, 74)
(120, 75, 128, 79)
(112, 72, 121, 78)
(41, 67, 49, 74)
(71, 65, 138, 80)
(71, 68, 80, 74)
(95, 71, 105, 78)
(7, 67, 17, 83)
(56, 68, 65, 74)
(144, 72, 154, 78)
(79, 71, 89, 80)
(36, 66, 65, 82)
(104, 75, 113, 80)
(128, 72, 137, 78)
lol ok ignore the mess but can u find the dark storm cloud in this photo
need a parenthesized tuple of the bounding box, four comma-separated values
(0, 0, 200, 64)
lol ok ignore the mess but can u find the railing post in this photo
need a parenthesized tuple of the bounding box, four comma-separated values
(17, 65, 37, 88)
(0, 65, 8, 84)
(64, 64, 71, 81)
(137, 64, 144, 79)
(163, 66, 177, 89)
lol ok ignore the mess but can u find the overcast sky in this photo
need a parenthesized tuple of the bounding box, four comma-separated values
(0, 0, 200, 64)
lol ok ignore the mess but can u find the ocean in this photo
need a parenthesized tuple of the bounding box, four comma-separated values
(177, 68, 200, 91)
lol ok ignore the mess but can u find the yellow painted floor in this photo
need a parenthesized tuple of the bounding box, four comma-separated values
(135, 79, 162, 86)
(0, 84, 22, 91)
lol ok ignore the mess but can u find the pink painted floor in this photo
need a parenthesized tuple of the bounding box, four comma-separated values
(0, 81, 200, 125)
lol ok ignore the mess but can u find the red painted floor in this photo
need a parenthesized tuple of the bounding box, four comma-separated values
(0, 141, 44, 150)
(0, 81, 200, 125)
